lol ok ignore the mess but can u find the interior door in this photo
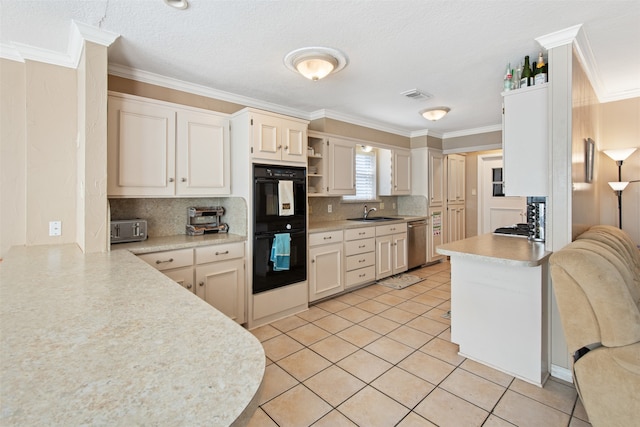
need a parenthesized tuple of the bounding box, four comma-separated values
(478, 154, 526, 234)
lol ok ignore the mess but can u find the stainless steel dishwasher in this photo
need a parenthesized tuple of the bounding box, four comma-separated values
(407, 219, 428, 269)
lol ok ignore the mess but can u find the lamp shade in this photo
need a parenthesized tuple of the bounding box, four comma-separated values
(603, 148, 637, 161)
(420, 107, 450, 121)
(608, 181, 629, 191)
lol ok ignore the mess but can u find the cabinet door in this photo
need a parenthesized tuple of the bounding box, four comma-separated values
(447, 206, 466, 243)
(176, 110, 230, 195)
(328, 138, 356, 195)
(281, 120, 307, 163)
(429, 149, 444, 207)
(251, 113, 281, 161)
(447, 154, 465, 203)
(393, 232, 408, 274)
(503, 85, 548, 196)
(376, 235, 393, 280)
(309, 243, 343, 302)
(196, 259, 245, 324)
(164, 266, 195, 293)
(394, 150, 411, 194)
(107, 97, 176, 196)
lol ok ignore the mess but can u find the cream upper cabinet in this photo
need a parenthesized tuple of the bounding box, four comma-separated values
(411, 147, 443, 207)
(251, 111, 307, 164)
(502, 84, 548, 196)
(379, 149, 411, 196)
(107, 94, 230, 197)
(447, 154, 465, 204)
(429, 149, 445, 207)
(327, 137, 356, 195)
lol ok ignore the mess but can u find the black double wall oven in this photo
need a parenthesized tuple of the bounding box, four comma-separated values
(252, 164, 307, 294)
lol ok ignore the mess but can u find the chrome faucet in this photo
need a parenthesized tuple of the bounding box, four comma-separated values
(363, 204, 377, 219)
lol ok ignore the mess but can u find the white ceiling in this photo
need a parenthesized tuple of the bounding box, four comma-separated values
(2, 0, 639, 138)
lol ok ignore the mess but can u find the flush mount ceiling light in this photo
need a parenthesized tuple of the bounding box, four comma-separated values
(284, 47, 348, 81)
(164, 0, 189, 10)
(420, 107, 451, 121)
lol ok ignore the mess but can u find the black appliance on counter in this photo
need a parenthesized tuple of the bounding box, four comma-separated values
(252, 164, 307, 294)
(526, 196, 546, 242)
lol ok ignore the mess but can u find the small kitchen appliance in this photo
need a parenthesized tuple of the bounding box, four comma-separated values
(526, 196, 546, 242)
(186, 206, 229, 235)
(110, 219, 147, 243)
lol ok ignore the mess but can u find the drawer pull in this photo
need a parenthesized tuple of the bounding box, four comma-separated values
(358, 232, 365, 235)
(359, 259, 366, 263)
(358, 245, 366, 248)
(155, 258, 174, 264)
(323, 236, 332, 240)
(359, 273, 366, 278)
(215, 250, 230, 256)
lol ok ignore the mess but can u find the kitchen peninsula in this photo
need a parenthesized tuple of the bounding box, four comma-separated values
(0, 244, 264, 426)
(436, 234, 552, 386)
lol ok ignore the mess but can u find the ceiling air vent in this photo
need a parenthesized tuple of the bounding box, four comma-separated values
(400, 89, 433, 101)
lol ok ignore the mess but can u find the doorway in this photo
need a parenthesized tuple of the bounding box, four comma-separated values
(478, 154, 526, 234)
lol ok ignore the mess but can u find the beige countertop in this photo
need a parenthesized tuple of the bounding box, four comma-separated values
(111, 232, 246, 254)
(0, 244, 264, 426)
(309, 215, 426, 233)
(436, 233, 551, 267)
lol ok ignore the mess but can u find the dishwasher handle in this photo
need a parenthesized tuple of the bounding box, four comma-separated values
(407, 220, 428, 228)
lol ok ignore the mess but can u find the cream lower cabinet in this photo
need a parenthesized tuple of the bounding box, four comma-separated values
(375, 223, 408, 280)
(138, 248, 195, 292)
(344, 227, 376, 289)
(195, 242, 246, 324)
(309, 230, 344, 302)
(447, 205, 466, 243)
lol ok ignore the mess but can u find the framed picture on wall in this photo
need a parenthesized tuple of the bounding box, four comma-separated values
(585, 138, 595, 183)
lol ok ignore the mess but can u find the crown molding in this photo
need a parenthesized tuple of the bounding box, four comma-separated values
(8, 42, 76, 68)
(0, 43, 24, 63)
(72, 21, 120, 47)
(443, 124, 502, 139)
(310, 108, 414, 137)
(535, 24, 582, 49)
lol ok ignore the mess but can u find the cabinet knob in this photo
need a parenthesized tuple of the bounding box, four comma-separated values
(169, 178, 175, 182)
(181, 177, 187, 182)
(155, 258, 174, 264)
(311, 259, 315, 263)
(186, 284, 192, 289)
(199, 281, 204, 287)
(284, 145, 289, 150)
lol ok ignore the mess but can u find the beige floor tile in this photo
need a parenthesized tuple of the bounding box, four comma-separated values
(359, 315, 401, 335)
(429, 271, 451, 283)
(398, 351, 456, 385)
(374, 292, 407, 306)
(338, 386, 410, 427)
(395, 411, 437, 427)
(270, 315, 308, 332)
(313, 313, 354, 334)
(304, 365, 366, 407)
(311, 410, 357, 427)
(425, 288, 451, 300)
(309, 335, 359, 363)
(406, 316, 449, 336)
(297, 306, 331, 322)
(353, 285, 387, 299)
(355, 299, 391, 314)
(482, 414, 516, 427)
(261, 334, 305, 361)
(395, 300, 431, 315)
(336, 324, 382, 347)
(246, 408, 278, 427)
(414, 387, 489, 427)
(386, 324, 433, 349)
(265, 356, 273, 366)
(572, 397, 590, 422)
(333, 292, 367, 306)
(509, 377, 577, 414)
(420, 337, 465, 366)
(337, 349, 393, 383)
(392, 287, 422, 299)
(440, 368, 506, 411)
(286, 323, 331, 346)
(460, 359, 514, 387)
(314, 298, 350, 313)
(493, 390, 571, 427)
(277, 348, 332, 381)
(261, 384, 332, 427)
(437, 299, 451, 311)
(410, 292, 447, 307)
(259, 363, 299, 405)
(371, 366, 435, 408)
(569, 417, 591, 427)
(420, 279, 447, 289)
(335, 305, 374, 323)
(422, 307, 451, 325)
(438, 327, 452, 341)
(379, 306, 419, 324)
(364, 336, 415, 364)
(368, 283, 394, 295)
(250, 324, 282, 342)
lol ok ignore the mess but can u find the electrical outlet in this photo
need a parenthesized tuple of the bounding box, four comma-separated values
(380, 202, 384, 210)
(327, 204, 332, 213)
(49, 221, 61, 236)
(393, 202, 396, 209)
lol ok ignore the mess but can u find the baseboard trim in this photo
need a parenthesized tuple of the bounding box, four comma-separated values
(550, 364, 573, 383)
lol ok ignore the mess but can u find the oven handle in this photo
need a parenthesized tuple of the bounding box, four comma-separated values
(254, 178, 306, 184)
(255, 230, 306, 239)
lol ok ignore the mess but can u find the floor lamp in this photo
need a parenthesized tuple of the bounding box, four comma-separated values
(603, 148, 638, 229)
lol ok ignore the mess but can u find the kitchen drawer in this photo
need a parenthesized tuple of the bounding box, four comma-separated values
(196, 242, 244, 264)
(138, 248, 194, 271)
(309, 230, 343, 247)
(376, 222, 407, 236)
(345, 266, 376, 288)
(344, 227, 375, 240)
(346, 251, 375, 271)
(344, 238, 375, 256)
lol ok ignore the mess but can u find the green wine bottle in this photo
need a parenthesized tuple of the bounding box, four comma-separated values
(521, 56, 532, 87)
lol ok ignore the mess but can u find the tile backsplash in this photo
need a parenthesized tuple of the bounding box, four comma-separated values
(109, 197, 247, 237)
(308, 196, 400, 222)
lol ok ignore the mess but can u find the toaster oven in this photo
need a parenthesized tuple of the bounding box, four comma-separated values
(110, 219, 147, 243)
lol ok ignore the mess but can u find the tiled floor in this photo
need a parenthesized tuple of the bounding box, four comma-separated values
(248, 261, 591, 427)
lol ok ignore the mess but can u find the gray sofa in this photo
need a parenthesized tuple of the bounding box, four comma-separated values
(549, 225, 640, 427)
